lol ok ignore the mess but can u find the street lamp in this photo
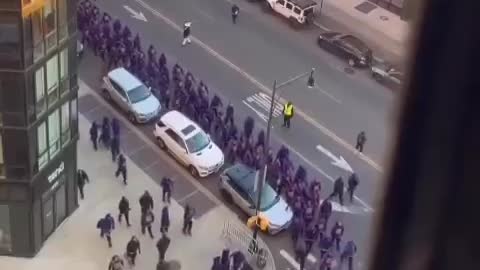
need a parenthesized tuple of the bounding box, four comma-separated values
(252, 68, 315, 240)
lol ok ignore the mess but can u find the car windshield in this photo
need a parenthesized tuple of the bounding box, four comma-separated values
(127, 85, 151, 103)
(185, 131, 210, 153)
(254, 184, 280, 211)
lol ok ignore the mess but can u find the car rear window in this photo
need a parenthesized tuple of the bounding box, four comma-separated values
(341, 35, 370, 53)
(181, 124, 196, 136)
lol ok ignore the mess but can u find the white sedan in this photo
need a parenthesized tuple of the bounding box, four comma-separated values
(153, 111, 224, 177)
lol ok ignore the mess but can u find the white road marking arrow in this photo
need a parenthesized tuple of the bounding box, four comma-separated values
(123, 5, 148, 22)
(316, 144, 353, 173)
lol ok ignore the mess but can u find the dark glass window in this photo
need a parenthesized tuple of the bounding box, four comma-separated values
(60, 101, 70, 145)
(58, 0, 67, 41)
(32, 10, 45, 62)
(0, 205, 12, 253)
(0, 12, 21, 69)
(59, 47, 69, 95)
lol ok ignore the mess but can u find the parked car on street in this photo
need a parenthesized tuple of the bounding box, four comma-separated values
(154, 110, 224, 178)
(265, 0, 317, 26)
(102, 68, 161, 123)
(219, 163, 293, 234)
(317, 32, 373, 67)
(371, 62, 404, 89)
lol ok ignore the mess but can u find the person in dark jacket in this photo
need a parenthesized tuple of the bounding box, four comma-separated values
(110, 135, 120, 162)
(108, 255, 124, 270)
(89, 121, 98, 150)
(319, 199, 333, 226)
(319, 235, 333, 259)
(139, 190, 154, 214)
(97, 213, 115, 247)
(182, 204, 196, 235)
(182, 22, 192, 46)
(305, 223, 319, 254)
(295, 233, 307, 270)
(77, 169, 90, 200)
(118, 196, 131, 227)
(161, 177, 173, 203)
(156, 232, 171, 263)
(225, 104, 234, 125)
(319, 252, 335, 270)
(115, 154, 127, 184)
(126, 236, 141, 265)
(329, 177, 345, 205)
(160, 206, 170, 233)
(141, 209, 155, 238)
(355, 131, 366, 152)
(347, 173, 359, 203)
(331, 221, 345, 252)
(100, 117, 111, 148)
(341, 240, 357, 270)
(111, 117, 120, 138)
(231, 4, 240, 24)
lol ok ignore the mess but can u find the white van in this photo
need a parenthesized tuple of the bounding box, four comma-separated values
(266, 0, 317, 25)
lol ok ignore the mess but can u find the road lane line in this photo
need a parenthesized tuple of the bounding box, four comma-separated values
(177, 190, 199, 203)
(243, 100, 268, 122)
(315, 86, 342, 104)
(280, 249, 300, 270)
(134, 0, 383, 172)
(196, 8, 215, 22)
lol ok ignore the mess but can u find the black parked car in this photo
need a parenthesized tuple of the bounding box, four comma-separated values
(317, 32, 373, 67)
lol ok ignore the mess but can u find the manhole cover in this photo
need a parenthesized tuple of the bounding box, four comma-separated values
(354, 1, 377, 14)
(344, 67, 355, 74)
(156, 260, 181, 270)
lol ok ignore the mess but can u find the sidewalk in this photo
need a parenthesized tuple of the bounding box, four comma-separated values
(0, 86, 249, 270)
(316, 0, 411, 67)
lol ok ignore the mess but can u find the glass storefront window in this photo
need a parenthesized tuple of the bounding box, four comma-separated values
(61, 102, 70, 145)
(59, 48, 68, 95)
(35, 67, 46, 116)
(32, 10, 44, 62)
(0, 205, 12, 253)
(48, 109, 60, 158)
(0, 132, 4, 178)
(37, 122, 48, 169)
(0, 12, 21, 69)
(58, 0, 67, 42)
(43, 0, 57, 52)
(46, 54, 59, 106)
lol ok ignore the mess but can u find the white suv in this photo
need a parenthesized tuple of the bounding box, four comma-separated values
(153, 111, 224, 177)
(266, 0, 317, 25)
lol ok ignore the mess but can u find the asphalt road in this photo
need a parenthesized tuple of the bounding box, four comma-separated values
(80, 0, 397, 268)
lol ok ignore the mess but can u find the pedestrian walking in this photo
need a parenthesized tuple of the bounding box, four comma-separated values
(160, 206, 170, 233)
(115, 154, 127, 185)
(160, 177, 173, 203)
(108, 255, 124, 270)
(319, 235, 333, 259)
(182, 203, 196, 235)
(305, 223, 319, 254)
(100, 117, 111, 148)
(319, 252, 335, 270)
(77, 169, 90, 200)
(182, 22, 192, 46)
(319, 199, 333, 226)
(355, 131, 366, 152)
(125, 236, 141, 266)
(89, 121, 99, 150)
(97, 213, 115, 247)
(231, 4, 240, 24)
(282, 101, 294, 128)
(341, 240, 357, 270)
(331, 221, 345, 252)
(141, 209, 155, 238)
(295, 233, 307, 270)
(118, 196, 131, 227)
(139, 190, 154, 214)
(347, 173, 359, 203)
(112, 117, 121, 138)
(156, 232, 171, 263)
(111, 136, 120, 162)
(329, 177, 345, 205)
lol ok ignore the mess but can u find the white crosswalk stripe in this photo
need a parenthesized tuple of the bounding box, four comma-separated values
(244, 92, 284, 118)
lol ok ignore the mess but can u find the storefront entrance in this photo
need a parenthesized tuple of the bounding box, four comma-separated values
(41, 174, 66, 240)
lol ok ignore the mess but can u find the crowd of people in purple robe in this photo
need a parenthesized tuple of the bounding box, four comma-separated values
(77, 1, 359, 269)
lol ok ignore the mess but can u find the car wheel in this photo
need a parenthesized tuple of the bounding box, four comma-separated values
(102, 89, 111, 100)
(156, 137, 167, 150)
(189, 165, 199, 178)
(128, 112, 137, 123)
(220, 189, 233, 204)
(348, 59, 356, 67)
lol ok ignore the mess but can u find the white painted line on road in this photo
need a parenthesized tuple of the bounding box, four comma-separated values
(314, 85, 342, 104)
(177, 190, 199, 203)
(133, 0, 383, 173)
(314, 21, 331, 31)
(196, 8, 215, 22)
(280, 249, 300, 270)
(307, 254, 317, 263)
(243, 100, 268, 122)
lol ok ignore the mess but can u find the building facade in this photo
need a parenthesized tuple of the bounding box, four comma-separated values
(0, 0, 79, 257)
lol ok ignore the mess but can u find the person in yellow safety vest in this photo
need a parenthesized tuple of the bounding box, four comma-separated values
(283, 101, 294, 128)
(247, 213, 270, 232)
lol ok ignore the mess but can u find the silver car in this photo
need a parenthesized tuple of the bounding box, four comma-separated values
(102, 68, 161, 123)
(219, 164, 293, 234)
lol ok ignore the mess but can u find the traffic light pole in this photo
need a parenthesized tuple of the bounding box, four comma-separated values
(252, 69, 315, 240)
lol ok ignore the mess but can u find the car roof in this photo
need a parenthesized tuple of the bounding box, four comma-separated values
(290, 0, 317, 9)
(108, 68, 143, 92)
(160, 111, 200, 138)
(225, 164, 257, 193)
